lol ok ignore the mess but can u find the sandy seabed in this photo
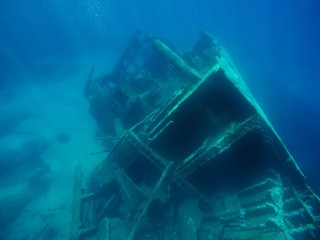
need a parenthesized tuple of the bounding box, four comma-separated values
(0, 56, 113, 239)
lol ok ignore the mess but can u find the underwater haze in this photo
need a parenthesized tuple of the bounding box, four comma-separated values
(0, 0, 320, 239)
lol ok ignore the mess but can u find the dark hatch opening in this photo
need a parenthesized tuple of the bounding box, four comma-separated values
(125, 154, 162, 187)
(185, 131, 279, 198)
(150, 71, 255, 163)
(199, 70, 255, 122)
(151, 100, 218, 162)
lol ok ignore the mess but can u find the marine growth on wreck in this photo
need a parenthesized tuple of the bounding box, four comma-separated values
(72, 31, 320, 240)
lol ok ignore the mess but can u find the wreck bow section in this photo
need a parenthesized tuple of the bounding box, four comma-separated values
(73, 31, 320, 240)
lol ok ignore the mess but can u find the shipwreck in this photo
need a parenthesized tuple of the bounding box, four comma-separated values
(71, 31, 320, 239)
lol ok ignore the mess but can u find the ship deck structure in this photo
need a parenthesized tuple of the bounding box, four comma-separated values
(72, 31, 320, 240)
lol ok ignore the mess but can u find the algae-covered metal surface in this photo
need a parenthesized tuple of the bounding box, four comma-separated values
(73, 31, 320, 239)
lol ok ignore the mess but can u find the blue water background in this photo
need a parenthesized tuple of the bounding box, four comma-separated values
(0, 0, 320, 237)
